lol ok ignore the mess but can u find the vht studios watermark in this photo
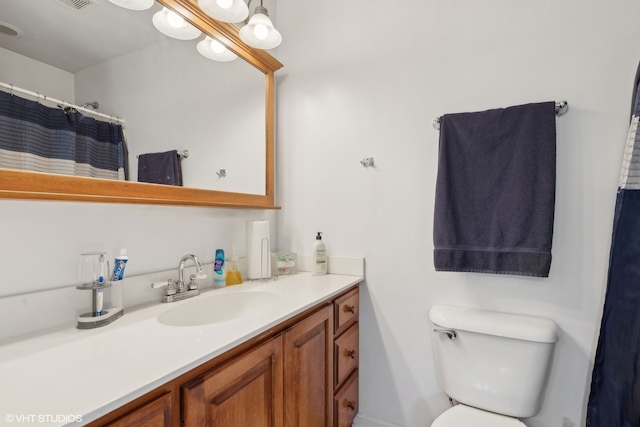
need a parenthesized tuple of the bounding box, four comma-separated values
(5, 414, 83, 423)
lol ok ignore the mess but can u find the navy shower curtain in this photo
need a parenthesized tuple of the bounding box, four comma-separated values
(0, 90, 125, 180)
(586, 66, 640, 427)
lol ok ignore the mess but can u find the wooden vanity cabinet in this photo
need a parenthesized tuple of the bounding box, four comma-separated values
(88, 284, 359, 427)
(284, 305, 333, 427)
(182, 335, 284, 427)
(181, 304, 334, 427)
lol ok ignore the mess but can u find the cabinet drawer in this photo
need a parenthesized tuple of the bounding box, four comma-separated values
(334, 288, 358, 335)
(333, 370, 358, 427)
(334, 322, 358, 388)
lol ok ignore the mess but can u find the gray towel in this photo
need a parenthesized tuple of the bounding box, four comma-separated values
(433, 102, 556, 277)
(137, 150, 183, 186)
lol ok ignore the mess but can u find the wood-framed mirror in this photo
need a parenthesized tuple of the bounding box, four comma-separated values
(0, 0, 282, 209)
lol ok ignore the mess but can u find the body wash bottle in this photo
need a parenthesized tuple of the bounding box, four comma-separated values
(311, 232, 327, 276)
(214, 249, 226, 287)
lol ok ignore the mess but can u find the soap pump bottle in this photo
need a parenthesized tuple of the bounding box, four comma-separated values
(311, 232, 327, 276)
(226, 244, 243, 286)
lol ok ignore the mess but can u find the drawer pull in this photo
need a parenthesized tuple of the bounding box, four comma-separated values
(344, 349, 357, 359)
(343, 304, 356, 314)
(343, 399, 356, 410)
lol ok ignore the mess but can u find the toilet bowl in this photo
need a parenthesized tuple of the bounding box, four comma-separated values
(432, 404, 526, 427)
(429, 305, 560, 427)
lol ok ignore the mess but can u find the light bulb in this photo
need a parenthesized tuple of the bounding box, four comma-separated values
(167, 10, 185, 28)
(253, 24, 269, 40)
(210, 39, 225, 54)
(216, 0, 233, 9)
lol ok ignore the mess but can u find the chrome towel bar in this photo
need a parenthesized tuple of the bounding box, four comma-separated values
(432, 101, 568, 130)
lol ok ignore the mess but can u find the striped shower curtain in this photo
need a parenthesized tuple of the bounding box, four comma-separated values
(0, 90, 125, 180)
(586, 65, 640, 426)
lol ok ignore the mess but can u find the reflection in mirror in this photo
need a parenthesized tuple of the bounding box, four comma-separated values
(0, 0, 266, 195)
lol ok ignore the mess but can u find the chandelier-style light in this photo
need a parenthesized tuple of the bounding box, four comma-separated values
(197, 36, 238, 62)
(152, 7, 202, 40)
(198, 0, 248, 24)
(238, 4, 281, 50)
(198, 0, 281, 50)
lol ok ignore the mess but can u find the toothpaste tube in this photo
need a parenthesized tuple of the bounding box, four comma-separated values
(112, 249, 129, 281)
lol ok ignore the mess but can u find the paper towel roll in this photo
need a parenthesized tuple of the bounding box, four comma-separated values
(247, 220, 271, 279)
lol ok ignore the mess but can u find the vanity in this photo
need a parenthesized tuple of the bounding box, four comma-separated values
(0, 274, 361, 427)
(0, 2, 364, 426)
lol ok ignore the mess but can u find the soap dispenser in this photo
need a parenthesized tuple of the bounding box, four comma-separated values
(311, 232, 327, 276)
(226, 244, 243, 285)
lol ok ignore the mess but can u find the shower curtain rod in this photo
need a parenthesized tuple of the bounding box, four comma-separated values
(0, 81, 125, 124)
(432, 100, 568, 130)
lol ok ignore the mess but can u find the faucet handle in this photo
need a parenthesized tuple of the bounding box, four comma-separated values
(166, 279, 177, 295)
(188, 274, 200, 290)
(151, 279, 177, 295)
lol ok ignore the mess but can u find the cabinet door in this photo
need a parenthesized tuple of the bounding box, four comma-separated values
(182, 336, 283, 427)
(106, 392, 172, 427)
(284, 305, 333, 427)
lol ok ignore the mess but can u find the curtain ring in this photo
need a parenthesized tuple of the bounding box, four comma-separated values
(9, 84, 14, 96)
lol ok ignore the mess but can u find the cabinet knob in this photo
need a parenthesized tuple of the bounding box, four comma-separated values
(344, 349, 357, 359)
(343, 399, 356, 410)
(343, 304, 356, 314)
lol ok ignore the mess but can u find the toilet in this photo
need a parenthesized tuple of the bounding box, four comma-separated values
(429, 305, 560, 427)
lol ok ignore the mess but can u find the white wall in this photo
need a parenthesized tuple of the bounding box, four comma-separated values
(274, 1, 640, 426)
(0, 47, 74, 103)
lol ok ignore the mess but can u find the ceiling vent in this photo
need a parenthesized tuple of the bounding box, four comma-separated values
(51, 0, 100, 14)
(0, 21, 24, 37)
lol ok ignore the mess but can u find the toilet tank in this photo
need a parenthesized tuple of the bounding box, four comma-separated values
(429, 305, 560, 418)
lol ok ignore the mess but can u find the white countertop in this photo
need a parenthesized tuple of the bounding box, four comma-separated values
(0, 273, 362, 426)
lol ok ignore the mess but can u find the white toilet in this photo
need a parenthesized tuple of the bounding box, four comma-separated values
(429, 305, 560, 427)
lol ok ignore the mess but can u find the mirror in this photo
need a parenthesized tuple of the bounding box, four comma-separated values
(0, 0, 282, 208)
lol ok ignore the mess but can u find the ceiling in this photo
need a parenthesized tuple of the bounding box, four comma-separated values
(0, 0, 167, 74)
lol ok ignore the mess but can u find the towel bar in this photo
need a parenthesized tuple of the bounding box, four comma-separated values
(432, 101, 568, 131)
(136, 150, 189, 159)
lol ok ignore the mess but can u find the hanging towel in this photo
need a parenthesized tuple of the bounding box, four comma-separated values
(433, 102, 557, 277)
(586, 66, 640, 427)
(137, 150, 183, 186)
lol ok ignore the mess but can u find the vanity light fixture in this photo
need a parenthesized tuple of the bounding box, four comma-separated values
(152, 7, 202, 40)
(238, 1, 281, 50)
(198, 0, 248, 24)
(107, 0, 154, 10)
(198, 0, 281, 50)
(197, 36, 238, 62)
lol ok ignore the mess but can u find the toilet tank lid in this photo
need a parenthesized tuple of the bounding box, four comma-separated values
(429, 305, 560, 343)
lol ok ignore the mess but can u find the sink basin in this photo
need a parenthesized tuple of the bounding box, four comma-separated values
(157, 290, 280, 327)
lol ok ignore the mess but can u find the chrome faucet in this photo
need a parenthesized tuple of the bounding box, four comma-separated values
(178, 253, 205, 292)
(160, 254, 207, 303)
